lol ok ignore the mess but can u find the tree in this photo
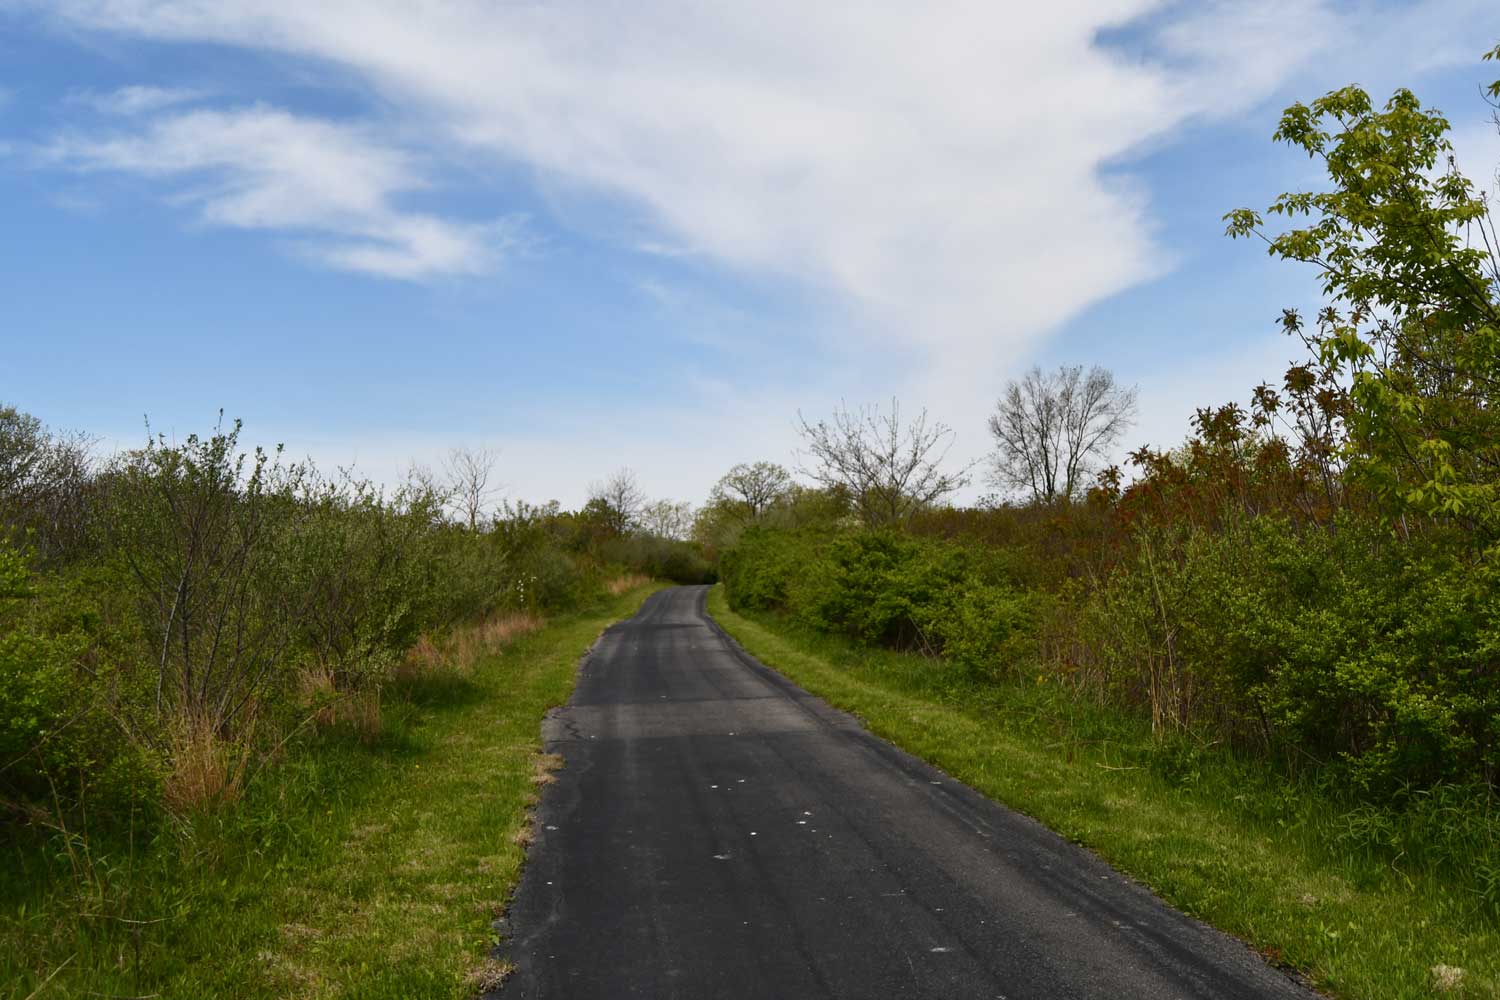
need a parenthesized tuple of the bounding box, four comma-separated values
(796, 399, 970, 526)
(640, 499, 695, 540)
(1225, 62, 1500, 541)
(987, 365, 1137, 505)
(0, 404, 95, 561)
(708, 462, 792, 522)
(444, 447, 502, 531)
(587, 467, 647, 534)
(113, 418, 312, 732)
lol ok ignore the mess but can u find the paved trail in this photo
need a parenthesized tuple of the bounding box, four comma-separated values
(498, 586, 1314, 999)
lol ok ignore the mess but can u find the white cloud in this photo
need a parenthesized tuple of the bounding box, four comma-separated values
(20, 2, 1190, 352)
(19, 0, 1498, 500)
(33, 1, 1486, 337)
(45, 105, 520, 279)
(69, 84, 206, 115)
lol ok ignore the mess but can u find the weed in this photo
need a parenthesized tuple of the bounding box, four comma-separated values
(605, 573, 651, 597)
(162, 713, 253, 813)
(466, 957, 515, 993)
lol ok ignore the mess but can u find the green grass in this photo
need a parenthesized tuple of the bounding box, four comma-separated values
(1, 584, 659, 1000)
(707, 585, 1500, 1000)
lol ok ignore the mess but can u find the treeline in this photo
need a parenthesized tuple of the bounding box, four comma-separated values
(713, 58, 1500, 807)
(0, 412, 709, 830)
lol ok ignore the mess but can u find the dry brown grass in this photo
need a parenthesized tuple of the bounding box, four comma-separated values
(531, 752, 563, 787)
(396, 611, 546, 682)
(163, 714, 253, 813)
(340, 687, 383, 744)
(477, 610, 545, 647)
(296, 662, 382, 741)
(297, 663, 338, 726)
(605, 572, 650, 596)
(393, 634, 444, 684)
(466, 957, 515, 994)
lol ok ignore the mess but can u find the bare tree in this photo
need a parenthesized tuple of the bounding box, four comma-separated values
(708, 461, 792, 522)
(640, 499, 695, 540)
(398, 460, 451, 522)
(796, 399, 970, 526)
(444, 447, 502, 531)
(988, 365, 1137, 504)
(588, 467, 647, 534)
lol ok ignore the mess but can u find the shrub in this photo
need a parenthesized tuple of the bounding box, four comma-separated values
(723, 526, 1041, 677)
(0, 542, 155, 820)
(1066, 514, 1500, 799)
(720, 527, 816, 612)
(792, 530, 969, 647)
(917, 583, 1041, 682)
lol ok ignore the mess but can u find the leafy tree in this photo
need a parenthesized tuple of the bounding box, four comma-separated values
(1226, 64, 1500, 543)
(111, 418, 313, 733)
(988, 365, 1136, 505)
(708, 462, 792, 522)
(0, 405, 95, 561)
(640, 499, 695, 540)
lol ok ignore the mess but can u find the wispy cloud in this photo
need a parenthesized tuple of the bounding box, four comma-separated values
(45, 105, 521, 279)
(68, 84, 207, 115)
(15, 2, 1183, 352)
(27, 1, 1487, 351)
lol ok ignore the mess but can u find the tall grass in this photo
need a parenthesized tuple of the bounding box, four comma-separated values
(605, 572, 651, 596)
(0, 583, 658, 998)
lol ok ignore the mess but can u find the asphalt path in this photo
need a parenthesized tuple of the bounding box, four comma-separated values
(496, 585, 1315, 999)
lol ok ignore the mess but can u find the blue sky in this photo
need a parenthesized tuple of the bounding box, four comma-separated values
(2, 1, 1498, 509)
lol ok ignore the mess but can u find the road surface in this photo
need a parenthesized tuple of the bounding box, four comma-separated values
(496, 585, 1314, 999)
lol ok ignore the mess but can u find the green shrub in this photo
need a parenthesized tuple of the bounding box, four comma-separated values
(0, 542, 157, 819)
(720, 527, 816, 612)
(1068, 514, 1500, 800)
(723, 526, 1041, 676)
(916, 583, 1041, 681)
(723, 509, 1498, 802)
(792, 530, 968, 647)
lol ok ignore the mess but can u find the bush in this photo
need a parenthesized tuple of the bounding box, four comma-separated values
(917, 583, 1041, 682)
(0, 542, 156, 819)
(1066, 514, 1500, 799)
(722, 507, 1498, 802)
(720, 527, 815, 612)
(792, 530, 969, 647)
(0, 404, 713, 833)
(723, 526, 1041, 675)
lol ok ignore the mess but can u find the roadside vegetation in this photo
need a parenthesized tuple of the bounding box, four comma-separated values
(0, 410, 695, 997)
(703, 50, 1500, 998)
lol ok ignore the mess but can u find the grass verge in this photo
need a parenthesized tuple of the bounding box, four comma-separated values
(707, 585, 1500, 1000)
(2, 584, 659, 1000)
